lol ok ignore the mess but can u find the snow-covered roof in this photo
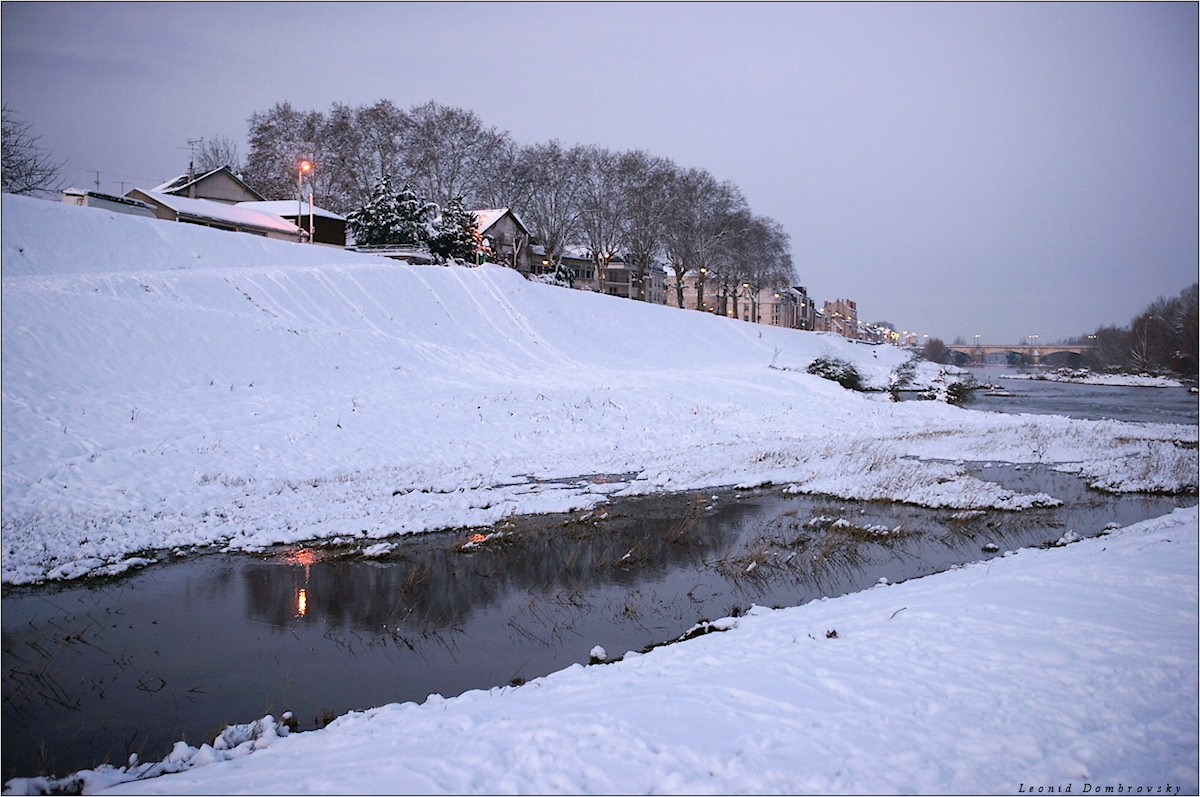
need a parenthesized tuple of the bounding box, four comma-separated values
(237, 201, 346, 222)
(473, 208, 529, 235)
(152, 166, 266, 201)
(132, 190, 302, 235)
(63, 188, 155, 210)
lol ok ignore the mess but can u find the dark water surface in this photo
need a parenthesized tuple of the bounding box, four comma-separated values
(3, 466, 1192, 780)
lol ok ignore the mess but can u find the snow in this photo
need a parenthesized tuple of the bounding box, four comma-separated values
(7, 506, 1194, 795)
(237, 200, 346, 221)
(127, 189, 303, 235)
(2, 194, 1197, 794)
(1003, 369, 1186, 388)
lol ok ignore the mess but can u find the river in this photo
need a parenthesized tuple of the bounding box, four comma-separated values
(3, 371, 1196, 781)
(961, 364, 1198, 425)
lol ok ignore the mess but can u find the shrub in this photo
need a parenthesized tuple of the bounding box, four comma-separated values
(806, 355, 865, 391)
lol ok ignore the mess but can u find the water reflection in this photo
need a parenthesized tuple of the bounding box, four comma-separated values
(242, 493, 746, 635)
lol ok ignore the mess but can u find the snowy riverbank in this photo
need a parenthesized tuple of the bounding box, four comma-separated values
(3, 195, 1195, 585)
(5, 504, 1193, 795)
(1002, 368, 1187, 388)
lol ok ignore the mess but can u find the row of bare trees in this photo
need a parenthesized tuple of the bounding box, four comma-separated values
(202, 99, 794, 304)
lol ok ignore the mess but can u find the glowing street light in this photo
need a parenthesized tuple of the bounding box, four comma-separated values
(297, 159, 314, 243)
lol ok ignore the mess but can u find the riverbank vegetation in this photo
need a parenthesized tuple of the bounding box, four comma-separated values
(1073, 283, 1198, 375)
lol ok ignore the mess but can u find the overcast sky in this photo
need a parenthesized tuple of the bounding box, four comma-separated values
(3, 2, 1196, 343)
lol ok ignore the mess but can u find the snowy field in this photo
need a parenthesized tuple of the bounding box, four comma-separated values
(2, 195, 1197, 794)
(2, 195, 1195, 586)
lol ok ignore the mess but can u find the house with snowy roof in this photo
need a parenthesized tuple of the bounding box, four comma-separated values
(474, 208, 534, 272)
(61, 188, 157, 218)
(153, 166, 265, 204)
(124, 188, 304, 242)
(238, 200, 347, 247)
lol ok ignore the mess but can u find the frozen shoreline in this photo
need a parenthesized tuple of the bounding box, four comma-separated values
(1001, 368, 1187, 388)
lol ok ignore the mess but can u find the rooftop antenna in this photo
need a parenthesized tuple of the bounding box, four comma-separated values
(185, 138, 203, 181)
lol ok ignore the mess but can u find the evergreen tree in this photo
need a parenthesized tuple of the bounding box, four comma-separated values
(345, 177, 435, 247)
(429, 198, 481, 263)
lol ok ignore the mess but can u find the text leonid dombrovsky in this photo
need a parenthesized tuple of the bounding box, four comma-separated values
(1018, 784, 1184, 795)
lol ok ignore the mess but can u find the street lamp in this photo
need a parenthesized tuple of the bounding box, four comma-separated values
(297, 159, 313, 243)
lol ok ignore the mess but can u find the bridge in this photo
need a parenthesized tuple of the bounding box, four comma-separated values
(944, 343, 1095, 365)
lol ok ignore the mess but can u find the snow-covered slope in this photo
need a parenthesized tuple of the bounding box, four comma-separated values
(2, 195, 1195, 584)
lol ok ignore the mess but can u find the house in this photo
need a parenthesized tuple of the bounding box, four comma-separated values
(124, 188, 303, 242)
(556, 248, 597, 287)
(553, 247, 666, 302)
(153, 166, 265, 204)
(237, 200, 347, 247)
(598, 255, 666, 303)
(61, 188, 156, 218)
(823, 298, 860, 339)
(664, 269, 727, 314)
(474, 208, 534, 272)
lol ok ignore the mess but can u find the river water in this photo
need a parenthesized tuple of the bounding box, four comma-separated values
(961, 364, 1198, 425)
(3, 370, 1196, 781)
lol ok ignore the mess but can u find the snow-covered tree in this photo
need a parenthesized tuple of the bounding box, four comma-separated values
(345, 177, 435, 247)
(429, 198, 481, 263)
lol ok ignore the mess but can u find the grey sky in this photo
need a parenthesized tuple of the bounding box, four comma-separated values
(3, 1, 1196, 344)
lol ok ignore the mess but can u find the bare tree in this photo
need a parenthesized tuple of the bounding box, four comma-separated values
(193, 135, 242, 173)
(619, 150, 676, 300)
(517, 141, 586, 277)
(323, 99, 409, 212)
(726, 214, 793, 322)
(577, 146, 628, 291)
(473, 136, 537, 212)
(1085, 283, 1198, 374)
(242, 101, 329, 207)
(2, 105, 64, 196)
(401, 101, 510, 210)
(662, 167, 748, 311)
